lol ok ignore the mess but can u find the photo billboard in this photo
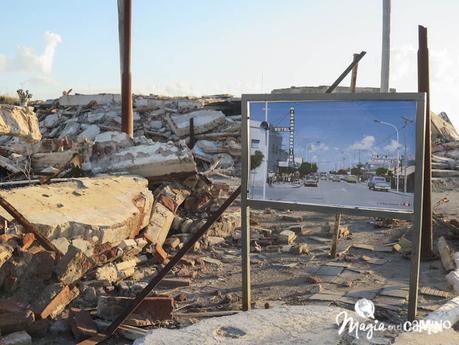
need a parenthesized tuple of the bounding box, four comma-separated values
(243, 94, 425, 216)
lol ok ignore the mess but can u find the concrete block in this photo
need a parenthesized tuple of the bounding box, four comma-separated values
(167, 110, 225, 137)
(0, 331, 32, 345)
(0, 176, 153, 244)
(0, 105, 41, 143)
(90, 142, 196, 179)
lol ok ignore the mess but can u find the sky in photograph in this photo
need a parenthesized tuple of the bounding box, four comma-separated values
(0, 1, 458, 129)
(250, 100, 417, 172)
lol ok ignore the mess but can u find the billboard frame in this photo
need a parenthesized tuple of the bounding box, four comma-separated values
(240, 92, 426, 321)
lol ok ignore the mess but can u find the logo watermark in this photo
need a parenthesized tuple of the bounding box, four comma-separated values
(336, 299, 452, 340)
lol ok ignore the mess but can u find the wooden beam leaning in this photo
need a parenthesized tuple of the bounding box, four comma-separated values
(325, 51, 366, 94)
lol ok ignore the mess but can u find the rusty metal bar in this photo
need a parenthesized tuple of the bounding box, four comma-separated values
(99, 185, 241, 340)
(325, 51, 366, 93)
(0, 196, 63, 259)
(418, 25, 433, 258)
(188, 117, 196, 149)
(119, 0, 133, 137)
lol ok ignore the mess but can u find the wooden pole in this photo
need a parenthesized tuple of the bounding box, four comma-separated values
(418, 25, 433, 258)
(330, 213, 341, 257)
(350, 53, 359, 93)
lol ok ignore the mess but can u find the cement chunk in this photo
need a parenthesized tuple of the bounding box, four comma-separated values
(90, 142, 196, 179)
(0, 176, 153, 244)
(167, 110, 225, 137)
(0, 105, 41, 143)
(0, 331, 32, 345)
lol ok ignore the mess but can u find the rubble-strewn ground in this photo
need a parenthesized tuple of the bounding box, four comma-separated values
(0, 93, 458, 344)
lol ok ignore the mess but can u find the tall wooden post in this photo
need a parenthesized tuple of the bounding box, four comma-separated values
(418, 25, 433, 258)
(118, 0, 133, 137)
(350, 53, 359, 93)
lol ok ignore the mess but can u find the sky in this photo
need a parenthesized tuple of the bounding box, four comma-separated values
(250, 100, 417, 172)
(0, 1, 458, 129)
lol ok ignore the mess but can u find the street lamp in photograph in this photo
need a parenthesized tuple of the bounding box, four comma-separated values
(374, 119, 400, 192)
(261, 102, 270, 199)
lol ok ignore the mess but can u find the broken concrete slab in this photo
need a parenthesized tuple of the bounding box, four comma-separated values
(0, 330, 32, 345)
(0, 176, 153, 244)
(166, 110, 225, 137)
(90, 141, 196, 179)
(0, 105, 41, 143)
(133, 305, 350, 345)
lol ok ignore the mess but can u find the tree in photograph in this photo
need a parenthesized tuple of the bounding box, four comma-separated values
(375, 167, 393, 177)
(250, 150, 264, 170)
(337, 169, 348, 175)
(350, 163, 364, 176)
(299, 162, 317, 177)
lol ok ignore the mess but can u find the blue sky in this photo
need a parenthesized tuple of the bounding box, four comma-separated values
(250, 100, 417, 172)
(0, 1, 458, 129)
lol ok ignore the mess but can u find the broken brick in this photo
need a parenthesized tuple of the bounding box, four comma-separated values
(69, 307, 98, 340)
(39, 284, 80, 319)
(21, 233, 36, 250)
(0, 299, 35, 335)
(54, 245, 93, 285)
(152, 243, 168, 264)
(96, 296, 174, 321)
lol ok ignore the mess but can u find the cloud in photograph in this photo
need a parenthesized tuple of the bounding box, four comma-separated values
(349, 135, 375, 151)
(0, 31, 62, 74)
(383, 139, 402, 152)
(309, 142, 329, 152)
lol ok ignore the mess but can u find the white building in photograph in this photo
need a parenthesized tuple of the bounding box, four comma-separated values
(249, 120, 286, 186)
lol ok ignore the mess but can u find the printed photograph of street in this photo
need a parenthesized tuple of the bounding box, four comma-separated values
(248, 99, 417, 211)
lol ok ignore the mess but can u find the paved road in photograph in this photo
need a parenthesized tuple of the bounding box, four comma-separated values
(249, 180, 413, 211)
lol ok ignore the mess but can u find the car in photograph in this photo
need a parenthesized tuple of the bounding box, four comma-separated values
(368, 176, 391, 192)
(304, 175, 319, 187)
(331, 175, 341, 182)
(346, 175, 358, 183)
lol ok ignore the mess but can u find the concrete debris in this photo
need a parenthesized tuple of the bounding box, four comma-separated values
(1, 91, 458, 344)
(0, 331, 32, 345)
(0, 105, 41, 143)
(0, 176, 153, 244)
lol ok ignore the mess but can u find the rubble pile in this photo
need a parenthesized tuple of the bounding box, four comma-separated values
(432, 111, 459, 180)
(0, 93, 243, 342)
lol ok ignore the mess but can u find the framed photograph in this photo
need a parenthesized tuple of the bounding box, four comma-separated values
(241, 93, 426, 220)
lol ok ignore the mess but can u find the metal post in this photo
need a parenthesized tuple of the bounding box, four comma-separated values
(418, 25, 433, 258)
(263, 102, 269, 200)
(241, 204, 251, 311)
(118, 0, 133, 137)
(380, 0, 391, 92)
(241, 100, 251, 312)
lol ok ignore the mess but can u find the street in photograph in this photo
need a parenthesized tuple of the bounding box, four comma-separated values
(248, 100, 417, 212)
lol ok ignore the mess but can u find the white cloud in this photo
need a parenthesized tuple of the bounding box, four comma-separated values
(384, 139, 401, 152)
(0, 31, 62, 75)
(350, 135, 375, 151)
(310, 142, 329, 152)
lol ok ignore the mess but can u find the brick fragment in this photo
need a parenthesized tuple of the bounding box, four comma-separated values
(69, 308, 98, 340)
